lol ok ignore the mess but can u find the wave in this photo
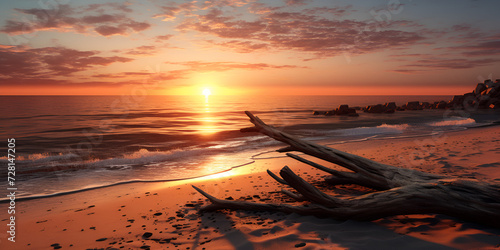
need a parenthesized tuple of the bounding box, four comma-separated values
(429, 117, 476, 127)
(5, 147, 233, 176)
(0, 160, 255, 203)
(335, 123, 409, 136)
(0, 152, 79, 162)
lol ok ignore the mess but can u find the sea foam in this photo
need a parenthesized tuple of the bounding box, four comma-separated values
(337, 123, 409, 136)
(429, 117, 476, 127)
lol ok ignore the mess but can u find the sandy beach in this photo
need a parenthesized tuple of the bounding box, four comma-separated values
(2, 126, 500, 250)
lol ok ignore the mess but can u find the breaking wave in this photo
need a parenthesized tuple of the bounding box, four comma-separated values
(429, 117, 476, 127)
(336, 123, 409, 136)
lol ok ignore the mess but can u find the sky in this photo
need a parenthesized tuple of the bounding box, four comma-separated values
(0, 0, 499, 95)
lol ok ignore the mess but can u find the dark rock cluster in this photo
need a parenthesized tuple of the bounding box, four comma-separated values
(313, 79, 500, 116)
(313, 104, 359, 116)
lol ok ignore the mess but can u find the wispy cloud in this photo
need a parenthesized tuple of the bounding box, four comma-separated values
(1, 4, 150, 36)
(0, 46, 132, 81)
(169, 61, 306, 73)
(122, 45, 158, 56)
(177, 4, 425, 58)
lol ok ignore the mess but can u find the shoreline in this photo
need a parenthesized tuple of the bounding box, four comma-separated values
(4, 121, 500, 203)
(2, 125, 499, 249)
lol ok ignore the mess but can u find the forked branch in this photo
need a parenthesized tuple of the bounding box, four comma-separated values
(193, 111, 500, 228)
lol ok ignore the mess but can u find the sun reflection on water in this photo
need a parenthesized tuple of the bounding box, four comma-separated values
(200, 94, 218, 135)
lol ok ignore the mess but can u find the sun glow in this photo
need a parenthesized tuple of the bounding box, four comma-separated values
(202, 88, 212, 97)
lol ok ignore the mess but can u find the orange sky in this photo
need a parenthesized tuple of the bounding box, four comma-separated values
(0, 0, 498, 95)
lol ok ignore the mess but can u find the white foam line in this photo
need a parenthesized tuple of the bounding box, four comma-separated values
(0, 160, 255, 203)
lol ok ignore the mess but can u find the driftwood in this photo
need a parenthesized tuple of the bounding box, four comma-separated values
(193, 111, 500, 227)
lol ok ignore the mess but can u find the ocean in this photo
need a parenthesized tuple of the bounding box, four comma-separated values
(1, 95, 499, 200)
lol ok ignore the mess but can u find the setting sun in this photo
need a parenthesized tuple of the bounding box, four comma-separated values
(203, 88, 212, 97)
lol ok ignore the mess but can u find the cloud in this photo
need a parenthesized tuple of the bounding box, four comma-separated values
(389, 53, 500, 73)
(406, 58, 499, 69)
(170, 61, 306, 73)
(0, 44, 15, 49)
(451, 36, 500, 56)
(154, 6, 182, 21)
(303, 6, 354, 16)
(433, 25, 500, 56)
(284, 0, 311, 6)
(200, 0, 256, 9)
(0, 46, 132, 81)
(124, 45, 158, 56)
(154, 1, 198, 21)
(84, 3, 133, 13)
(207, 40, 269, 53)
(93, 20, 150, 36)
(81, 14, 121, 24)
(177, 5, 424, 58)
(389, 69, 426, 74)
(90, 71, 186, 86)
(155, 34, 174, 42)
(1, 4, 150, 37)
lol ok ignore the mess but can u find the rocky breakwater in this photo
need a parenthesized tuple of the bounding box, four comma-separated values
(448, 79, 500, 110)
(313, 79, 500, 116)
(313, 104, 359, 116)
(364, 102, 396, 113)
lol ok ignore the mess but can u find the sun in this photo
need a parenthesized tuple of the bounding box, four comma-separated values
(202, 88, 212, 97)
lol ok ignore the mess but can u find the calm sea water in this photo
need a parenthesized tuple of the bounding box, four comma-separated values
(1, 95, 499, 200)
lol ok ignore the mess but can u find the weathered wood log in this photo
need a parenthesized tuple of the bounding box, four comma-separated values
(193, 111, 500, 227)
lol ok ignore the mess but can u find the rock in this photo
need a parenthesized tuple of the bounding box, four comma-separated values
(484, 79, 494, 88)
(481, 87, 499, 99)
(335, 104, 357, 116)
(365, 104, 385, 113)
(462, 92, 477, 109)
(436, 101, 447, 109)
(448, 95, 465, 109)
(313, 111, 326, 115)
(478, 95, 492, 109)
(450, 95, 464, 103)
(337, 104, 349, 111)
(335, 104, 350, 115)
(474, 83, 487, 96)
(405, 101, 422, 110)
(384, 102, 397, 110)
(421, 102, 431, 109)
(315, 105, 358, 116)
(488, 87, 500, 98)
(463, 92, 475, 98)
